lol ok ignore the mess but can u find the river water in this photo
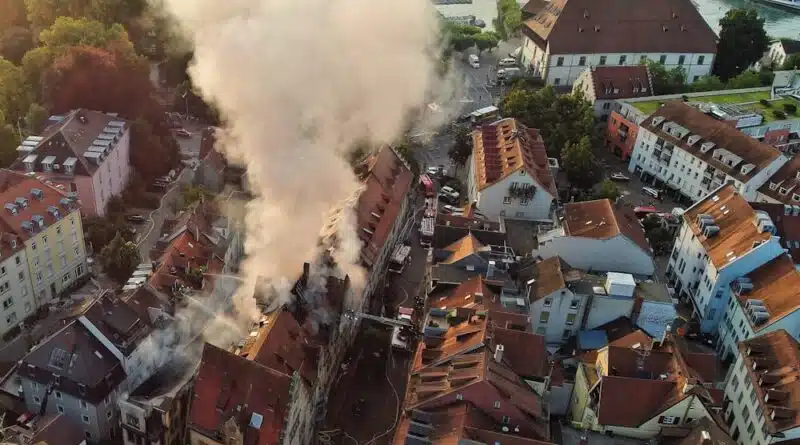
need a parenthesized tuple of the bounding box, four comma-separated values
(694, 0, 800, 39)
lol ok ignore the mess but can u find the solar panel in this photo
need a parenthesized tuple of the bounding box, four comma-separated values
(22, 140, 39, 147)
(88, 146, 106, 153)
(108, 121, 125, 128)
(84, 151, 102, 159)
(92, 139, 113, 147)
(26, 136, 43, 142)
(96, 133, 115, 140)
(102, 126, 122, 135)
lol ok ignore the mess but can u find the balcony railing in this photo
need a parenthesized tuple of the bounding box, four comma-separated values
(509, 183, 536, 200)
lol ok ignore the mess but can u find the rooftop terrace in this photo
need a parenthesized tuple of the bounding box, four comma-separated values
(630, 91, 800, 123)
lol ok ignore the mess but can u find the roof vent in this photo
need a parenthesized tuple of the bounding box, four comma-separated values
(30, 189, 43, 200)
(59, 198, 72, 209)
(77, 113, 88, 124)
(700, 142, 715, 153)
(47, 206, 60, 219)
(249, 412, 264, 428)
(651, 116, 665, 126)
(594, 25, 600, 32)
(748, 301, 770, 325)
(741, 163, 756, 176)
(4, 203, 17, 215)
(662, 25, 669, 32)
(703, 225, 720, 238)
(696, 214, 715, 229)
(735, 278, 753, 294)
(686, 135, 702, 146)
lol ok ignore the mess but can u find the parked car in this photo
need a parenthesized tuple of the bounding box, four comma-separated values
(642, 186, 662, 200)
(498, 57, 517, 67)
(439, 186, 460, 202)
(609, 172, 630, 181)
(126, 214, 146, 223)
(174, 128, 192, 138)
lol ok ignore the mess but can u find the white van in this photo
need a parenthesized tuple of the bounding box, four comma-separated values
(497, 67, 521, 80)
(468, 54, 480, 68)
(642, 186, 662, 200)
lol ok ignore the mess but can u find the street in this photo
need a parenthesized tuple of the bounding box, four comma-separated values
(596, 149, 685, 213)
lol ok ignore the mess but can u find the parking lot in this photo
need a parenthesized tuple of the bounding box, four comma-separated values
(597, 150, 685, 213)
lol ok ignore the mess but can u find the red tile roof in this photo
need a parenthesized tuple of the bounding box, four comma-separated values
(733, 254, 800, 330)
(243, 309, 319, 385)
(597, 376, 678, 427)
(190, 343, 291, 445)
(490, 327, 549, 378)
(471, 118, 556, 197)
(589, 66, 653, 100)
(522, 0, 717, 55)
(0, 170, 78, 244)
(563, 199, 651, 255)
(356, 146, 413, 268)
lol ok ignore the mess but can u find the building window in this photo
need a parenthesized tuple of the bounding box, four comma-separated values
(554, 78, 561, 86)
(2, 297, 13, 309)
(544, 298, 552, 307)
(15, 256, 20, 265)
(85, 432, 91, 440)
(578, 56, 586, 66)
(698, 55, 705, 65)
(659, 416, 680, 425)
(659, 55, 667, 64)
(57, 405, 64, 414)
(570, 299, 579, 309)
(126, 414, 140, 428)
(678, 55, 686, 65)
(503, 196, 511, 204)
(493, 401, 501, 409)
(536, 326, 546, 335)
(80, 400, 88, 410)
(540, 312, 550, 323)
(55, 391, 62, 400)
(556, 56, 564, 66)
(619, 55, 627, 65)
(106, 410, 113, 419)
(456, 394, 463, 400)
(82, 415, 90, 424)
(501, 416, 510, 424)
(599, 56, 607, 65)
(566, 313, 577, 325)
(33, 396, 41, 404)
(562, 329, 571, 339)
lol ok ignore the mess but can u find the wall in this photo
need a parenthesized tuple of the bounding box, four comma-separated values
(568, 364, 594, 423)
(90, 129, 131, 218)
(529, 287, 587, 344)
(583, 294, 635, 330)
(0, 250, 36, 337)
(475, 170, 554, 221)
(542, 53, 714, 87)
(537, 235, 654, 276)
(282, 376, 313, 445)
(20, 376, 120, 443)
(605, 112, 639, 161)
(74, 176, 98, 217)
(24, 212, 86, 307)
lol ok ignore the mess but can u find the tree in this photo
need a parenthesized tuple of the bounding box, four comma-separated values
(0, 27, 33, 64)
(648, 61, 687, 95)
(496, 0, 522, 39)
(0, 0, 28, 33)
(713, 8, 769, 81)
(443, 23, 481, 53)
(0, 122, 17, 167)
(647, 226, 674, 256)
(448, 126, 472, 172)
(782, 53, 800, 70)
(561, 136, 599, 190)
(0, 58, 31, 126)
(725, 70, 761, 89)
(100, 232, 141, 282)
(38, 17, 133, 53)
(24, 0, 142, 30)
(501, 85, 595, 158)
(21, 47, 55, 98)
(689, 75, 725, 92)
(474, 32, 500, 53)
(23, 102, 48, 133)
(181, 185, 206, 208)
(594, 179, 621, 201)
(84, 215, 126, 252)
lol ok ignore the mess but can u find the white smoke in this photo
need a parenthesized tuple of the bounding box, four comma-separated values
(156, 0, 452, 326)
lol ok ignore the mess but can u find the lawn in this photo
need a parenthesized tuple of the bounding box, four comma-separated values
(630, 91, 800, 123)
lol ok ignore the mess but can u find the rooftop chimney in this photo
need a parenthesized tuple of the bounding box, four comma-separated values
(494, 344, 504, 363)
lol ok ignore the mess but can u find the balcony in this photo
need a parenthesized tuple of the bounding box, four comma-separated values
(508, 183, 536, 200)
(653, 149, 663, 159)
(703, 170, 712, 179)
(701, 177, 711, 186)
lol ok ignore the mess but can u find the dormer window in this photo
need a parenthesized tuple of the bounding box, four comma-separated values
(769, 182, 779, 191)
(793, 194, 800, 202)
(780, 187, 789, 195)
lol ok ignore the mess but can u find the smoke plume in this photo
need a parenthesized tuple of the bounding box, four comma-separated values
(157, 0, 451, 323)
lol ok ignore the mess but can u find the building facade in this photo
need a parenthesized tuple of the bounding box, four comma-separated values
(519, 0, 716, 86)
(526, 257, 589, 344)
(572, 65, 653, 121)
(628, 102, 788, 203)
(468, 118, 557, 221)
(12, 109, 131, 217)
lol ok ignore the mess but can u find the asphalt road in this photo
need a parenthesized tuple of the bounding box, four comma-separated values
(597, 150, 685, 212)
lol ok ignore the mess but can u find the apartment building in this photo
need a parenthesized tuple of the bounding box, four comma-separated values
(762, 40, 800, 69)
(468, 118, 558, 221)
(629, 102, 788, 203)
(519, 0, 716, 86)
(716, 254, 800, 363)
(117, 353, 198, 445)
(536, 199, 654, 276)
(667, 185, 787, 334)
(3, 414, 88, 445)
(570, 331, 721, 439)
(394, 277, 553, 444)
(11, 109, 131, 217)
(525, 257, 588, 344)
(756, 154, 800, 206)
(722, 330, 799, 445)
(0, 170, 87, 308)
(572, 65, 653, 121)
(17, 288, 174, 444)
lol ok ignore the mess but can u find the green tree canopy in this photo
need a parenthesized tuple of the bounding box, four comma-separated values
(648, 60, 687, 95)
(496, 0, 521, 39)
(783, 53, 800, 70)
(501, 85, 595, 158)
(38, 17, 132, 52)
(689, 75, 725, 92)
(0, 0, 28, 34)
(0, 26, 34, 64)
(0, 122, 17, 167)
(561, 136, 599, 190)
(24, 0, 144, 30)
(100, 232, 141, 282)
(725, 70, 762, 89)
(594, 179, 621, 201)
(713, 8, 769, 81)
(474, 32, 500, 53)
(23, 102, 47, 133)
(0, 58, 31, 125)
(448, 126, 472, 172)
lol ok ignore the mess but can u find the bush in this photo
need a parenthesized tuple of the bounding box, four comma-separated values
(760, 99, 771, 107)
(681, 95, 689, 102)
(773, 110, 787, 119)
(784, 103, 797, 114)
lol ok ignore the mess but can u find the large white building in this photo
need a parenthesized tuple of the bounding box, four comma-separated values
(519, 0, 717, 87)
(628, 102, 789, 203)
(667, 184, 787, 335)
(526, 257, 589, 343)
(536, 199, 654, 276)
(468, 118, 558, 221)
(722, 330, 799, 445)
